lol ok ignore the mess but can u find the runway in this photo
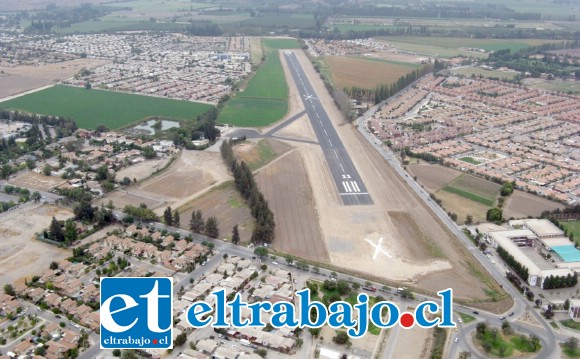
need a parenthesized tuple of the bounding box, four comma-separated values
(284, 52, 373, 206)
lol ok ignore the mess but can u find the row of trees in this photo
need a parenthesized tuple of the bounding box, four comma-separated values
(163, 206, 180, 227)
(542, 273, 578, 289)
(221, 140, 275, 244)
(497, 245, 529, 281)
(189, 210, 220, 239)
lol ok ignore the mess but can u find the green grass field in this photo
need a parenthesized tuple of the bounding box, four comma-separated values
(108, 0, 211, 12)
(443, 186, 495, 206)
(218, 38, 300, 127)
(56, 19, 187, 33)
(0, 85, 212, 130)
(459, 157, 482, 165)
(562, 221, 580, 243)
(476, 328, 541, 357)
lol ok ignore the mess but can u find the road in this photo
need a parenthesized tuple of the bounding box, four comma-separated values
(355, 110, 560, 358)
(284, 51, 372, 206)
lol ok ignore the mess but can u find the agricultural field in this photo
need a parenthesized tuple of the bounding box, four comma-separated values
(256, 150, 328, 262)
(0, 85, 212, 130)
(503, 190, 563, 219)
(56, 19, 187, 33)
(377, 36, 561, 58)
(523, 78, 580, 94)
(450, 67, 519, 80)
(218, 38, 300, 127)
(322, 56, 418, 89)
(178, 181, 254, 244)
(107, 0, 211, 12)
(444, 174, 500, 206)
(408, 164, 461, 192)
(231, 14, 315, 30)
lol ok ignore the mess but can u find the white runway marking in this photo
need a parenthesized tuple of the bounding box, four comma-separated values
(339, 192, 370, 196)
(328, 139, 333, 146)
(323, 129, 328, 136)
(365, 237, 392, 259)
(351, 181, 360, 192)
(339, 163, 345, 172)
(334, 151, 339, 159)
(342, 181, 352, 192)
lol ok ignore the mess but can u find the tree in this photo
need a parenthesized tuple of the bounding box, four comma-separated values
(174, 333, 187, 346)
(64, 219, 77, 244)
(205, 216, 219, 238)
(112, 349, 121, 357)
(49, 261, 58, 270)
(254, 247, 268, 259)
(49, 217, 64, 241)
(190, 210, 204, 233)
(465, 214, 473, 225)
(3, 284, 15, 296)
(43, 164, 52, 176)
(232, 224, 240, 244)
(332, 331, 350, 345)
(486, 207, 503, 222)
(173, 210, 180, 227)
(476, 322, 487, 334)
(163, 207, 173, 226)
(565, 337, 578, 352)
(32, 191, 42, 202)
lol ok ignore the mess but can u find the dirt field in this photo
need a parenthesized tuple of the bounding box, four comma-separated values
(100, 150, 230, 213)
(9, 171, 67, 191)
(504, 190, 564, 219)
(408, 164, 461, 192)
(388, 325, 434, 359)
(115, 157, 172, 183)
(255, 150, 328, 262)
(0, 58, 109, 100)
(435, 189, 490, 224)
(178, 182, 253, 243)
(233, 138, 292, 170)
(0, 205, 72, 287)
(286, 50, 508, 308)
(322, 56, 417, 89)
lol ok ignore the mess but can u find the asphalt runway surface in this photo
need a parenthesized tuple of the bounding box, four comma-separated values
(284, 52, 373, 206)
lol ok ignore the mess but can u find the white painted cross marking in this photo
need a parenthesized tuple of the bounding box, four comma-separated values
(365, 237, 392, 259)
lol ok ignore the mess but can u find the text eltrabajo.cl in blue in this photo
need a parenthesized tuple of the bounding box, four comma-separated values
(186, 288, 455, 337)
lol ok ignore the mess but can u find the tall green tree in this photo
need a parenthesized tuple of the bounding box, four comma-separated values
(190, 210, 204, 233)
(205, 216, 219, 238)
(49, 217, 64, 242)
(163, 207, 173, 226)
(173, 210, 180, 227)
(231, 224, 240, 244)
(64, 219, 77, 244)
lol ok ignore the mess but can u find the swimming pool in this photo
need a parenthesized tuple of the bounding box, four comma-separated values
(552, 245, 580, 263)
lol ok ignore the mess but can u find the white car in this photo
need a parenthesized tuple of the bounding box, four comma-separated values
(454, 337, 458, 343)
(272, 261, 279, 265)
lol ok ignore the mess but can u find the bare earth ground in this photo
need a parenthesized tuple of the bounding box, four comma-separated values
(0, 58, 109, 99)
(504, 190, 564, 219)
(255, 150, 328, 262)
(177, 183, 253, 243)
(100, 150, 230, 213)
(9, 171, 67, 191)
(287, 51, 508, 307)
(389, 326, 434, 359)
(408, 164, 461, 192)
(234, 138, 292, 169)
(115, 157, 172, 183)
(323, 56, 416, 89)
(0, 205, 71, 287)
(319, 325, 377, 355)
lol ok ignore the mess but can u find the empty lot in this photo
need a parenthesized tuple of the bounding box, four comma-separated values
(0, 205, 71, 287)
(9, 171, 67, 191)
